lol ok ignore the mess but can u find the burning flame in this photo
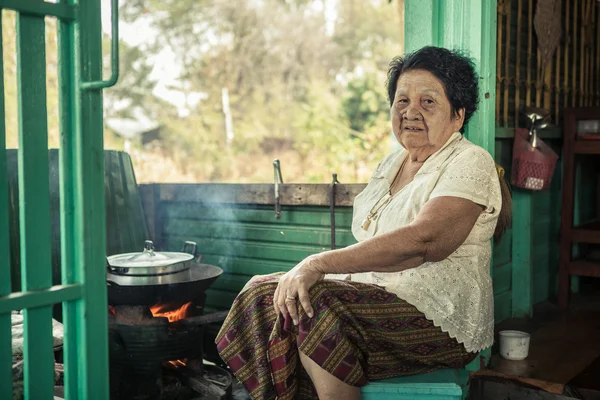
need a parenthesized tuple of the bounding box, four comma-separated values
(151, 304, 194, 369)
(167, 359, 187, 368)
(150, 302, 194, 322)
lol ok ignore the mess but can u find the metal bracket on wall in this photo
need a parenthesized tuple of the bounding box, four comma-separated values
(330, 173, 339, 249)
(273, 159, 284, 219)
(80, 0, 120, 90)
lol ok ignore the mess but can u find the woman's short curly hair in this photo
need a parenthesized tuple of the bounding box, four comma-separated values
(386, 46, 480, 131)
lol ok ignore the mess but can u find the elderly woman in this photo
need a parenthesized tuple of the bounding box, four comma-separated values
(216, 46, 511, 400)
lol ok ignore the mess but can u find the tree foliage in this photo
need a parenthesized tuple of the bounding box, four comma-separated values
(4, 1, 402, 183)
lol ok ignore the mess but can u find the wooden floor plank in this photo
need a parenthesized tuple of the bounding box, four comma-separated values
(488, 286, 600, 386)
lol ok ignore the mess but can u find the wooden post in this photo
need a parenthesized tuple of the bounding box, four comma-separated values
(554, 37, 561, 122)
(504, 0, 511, 126)
(512, 191, 533, 318)
(597, 2, 600, 106)
(559, 109, 576, 308)
(588, 0, 593, 105)
(565, 0, 571, 107)
(526, 0, 533, 108)
(543, 55, 552, 111)
(536, 49, 542, 107)
(572, 0, 579, 106)
(580, 0, 587, 106)
(515, 0, 522, 126)
(471, 0, 498, 155)
(497, 1, 504, 125)
(0, 12, 12, 400)
(16, 14, 55, 397)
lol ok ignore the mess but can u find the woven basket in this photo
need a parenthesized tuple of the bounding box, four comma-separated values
(511, 128, 559, 191)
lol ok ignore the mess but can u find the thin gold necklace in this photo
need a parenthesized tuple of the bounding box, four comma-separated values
(361, 157, 407, 231)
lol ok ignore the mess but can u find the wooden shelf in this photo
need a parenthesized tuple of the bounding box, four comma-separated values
(568, 260, 600, 278)
(559, 107, 600, 309)
(573, 140, 600, 154)
(571, 220, 600, 244)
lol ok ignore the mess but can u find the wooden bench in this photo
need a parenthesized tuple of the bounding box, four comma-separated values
(361, 348, 490, 400)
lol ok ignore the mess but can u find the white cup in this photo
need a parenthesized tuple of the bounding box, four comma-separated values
(498, 330, 530, 360)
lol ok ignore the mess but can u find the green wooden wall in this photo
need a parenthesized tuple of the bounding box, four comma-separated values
(150, 200, 355, 312)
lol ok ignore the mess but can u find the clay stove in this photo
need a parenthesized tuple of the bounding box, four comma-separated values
(108, 298, 231, 400)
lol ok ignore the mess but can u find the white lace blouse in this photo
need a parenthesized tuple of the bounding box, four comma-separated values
(331, 132, 501, 353)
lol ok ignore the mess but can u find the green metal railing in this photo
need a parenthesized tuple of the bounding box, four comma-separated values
(0, 0, 118, 398)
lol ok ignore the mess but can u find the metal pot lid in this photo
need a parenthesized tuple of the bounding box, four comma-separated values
(107, 240, 195, 276)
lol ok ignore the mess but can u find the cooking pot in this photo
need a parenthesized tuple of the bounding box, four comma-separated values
(106, 240, 223, 306)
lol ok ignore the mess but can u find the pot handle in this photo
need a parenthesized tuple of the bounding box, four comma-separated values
(106, 257, 130, 275)
(181, 241, 198, 257)
(106, 257, 118, 274)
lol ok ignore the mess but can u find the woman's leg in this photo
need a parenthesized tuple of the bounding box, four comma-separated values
(294, 279, 476, 391)
(217, 275, 475, 399)
(299, 351, 360, 400)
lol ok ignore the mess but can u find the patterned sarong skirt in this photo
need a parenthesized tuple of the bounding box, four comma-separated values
(215, 274, 476, 400)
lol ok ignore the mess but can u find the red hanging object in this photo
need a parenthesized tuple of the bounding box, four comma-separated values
(511, 128, 559, 191)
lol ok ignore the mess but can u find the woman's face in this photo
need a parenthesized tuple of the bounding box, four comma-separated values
(391, 69, 465, 159)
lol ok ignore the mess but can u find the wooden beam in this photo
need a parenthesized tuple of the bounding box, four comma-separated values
(150, 183, 366, 207)
(569, 261, 600, 278)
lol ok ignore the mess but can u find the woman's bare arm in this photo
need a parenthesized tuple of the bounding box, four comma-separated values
(314, 196, 484, 275)
(273, 196, 484, 324)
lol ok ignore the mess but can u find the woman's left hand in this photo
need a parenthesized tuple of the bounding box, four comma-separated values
(274, 255, 326, 325)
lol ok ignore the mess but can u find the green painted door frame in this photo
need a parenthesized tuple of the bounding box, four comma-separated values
(0, 0, 116, 398)
(404, 0, 533, 318)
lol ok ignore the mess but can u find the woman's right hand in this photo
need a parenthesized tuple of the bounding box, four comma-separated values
(273, 255, 325, 325)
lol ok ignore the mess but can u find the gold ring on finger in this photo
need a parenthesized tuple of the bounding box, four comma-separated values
(285, 296, 296, 301)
